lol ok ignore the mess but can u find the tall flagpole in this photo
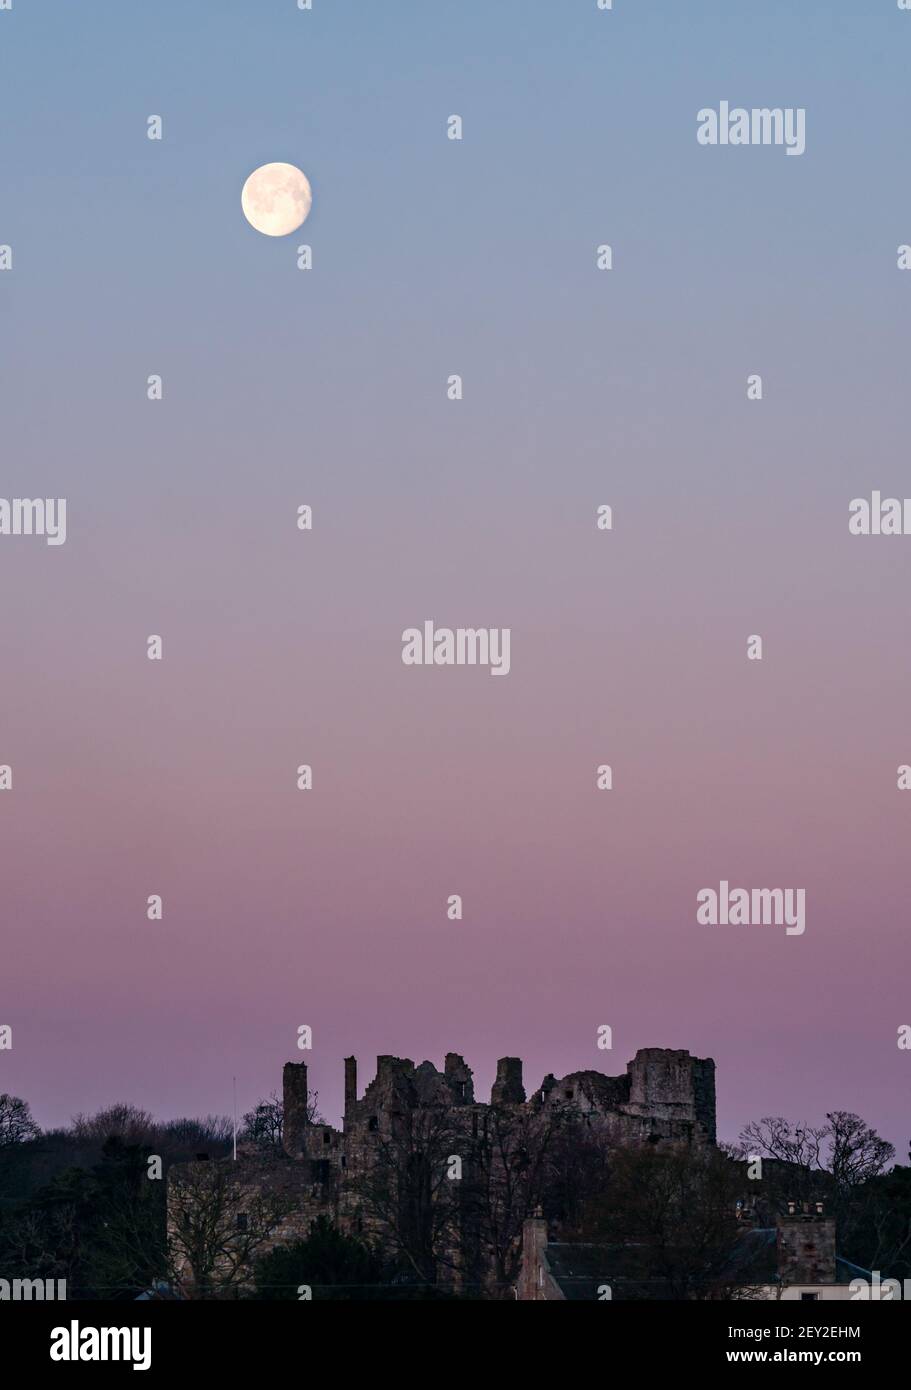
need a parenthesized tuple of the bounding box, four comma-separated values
(232, 1076, 237, 1161)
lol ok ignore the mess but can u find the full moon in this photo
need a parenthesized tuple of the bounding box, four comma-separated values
(241, 162, 312, 237)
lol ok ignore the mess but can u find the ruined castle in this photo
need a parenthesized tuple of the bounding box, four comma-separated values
(168, 1047, 715, 1292)
(284, 1046, 716, 1165)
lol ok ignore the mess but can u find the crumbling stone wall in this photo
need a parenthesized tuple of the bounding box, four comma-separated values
(533, 1049, 715, 1145)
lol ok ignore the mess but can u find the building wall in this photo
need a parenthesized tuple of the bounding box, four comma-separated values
(167, 1150, 338, 1294)
(776, 1211, 837, 1285)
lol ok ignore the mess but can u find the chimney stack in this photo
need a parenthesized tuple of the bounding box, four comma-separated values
(776, 1202, 836, 1286)
(282, 1061, 310, 1157)
(344, 1056, 358, 1118)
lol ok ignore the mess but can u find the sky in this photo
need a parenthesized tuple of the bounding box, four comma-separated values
(1, 0, 909, 1154)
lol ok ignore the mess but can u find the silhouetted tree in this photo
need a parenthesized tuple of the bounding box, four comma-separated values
(737, 1110, 894, 1242)
(0, 1094, 40, 1148)
(0, 1138, 167, 1298)
(348, 1104, 464, 1287)
(577, 1143, 764, 1300)
(464, 1101, 573, 1292)
(254, 1217, 385, 1299)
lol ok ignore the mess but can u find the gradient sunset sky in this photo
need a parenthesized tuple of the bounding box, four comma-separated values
(1, 0, 909, 1151)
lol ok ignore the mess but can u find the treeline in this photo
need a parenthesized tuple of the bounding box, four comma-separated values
(0, 1094, 235, 1298)
(1, 1090, 909, 1300)
(0, 1090, 442, 1300)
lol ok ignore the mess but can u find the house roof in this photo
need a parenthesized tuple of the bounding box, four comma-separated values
(544, 1232, 872, 1301)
